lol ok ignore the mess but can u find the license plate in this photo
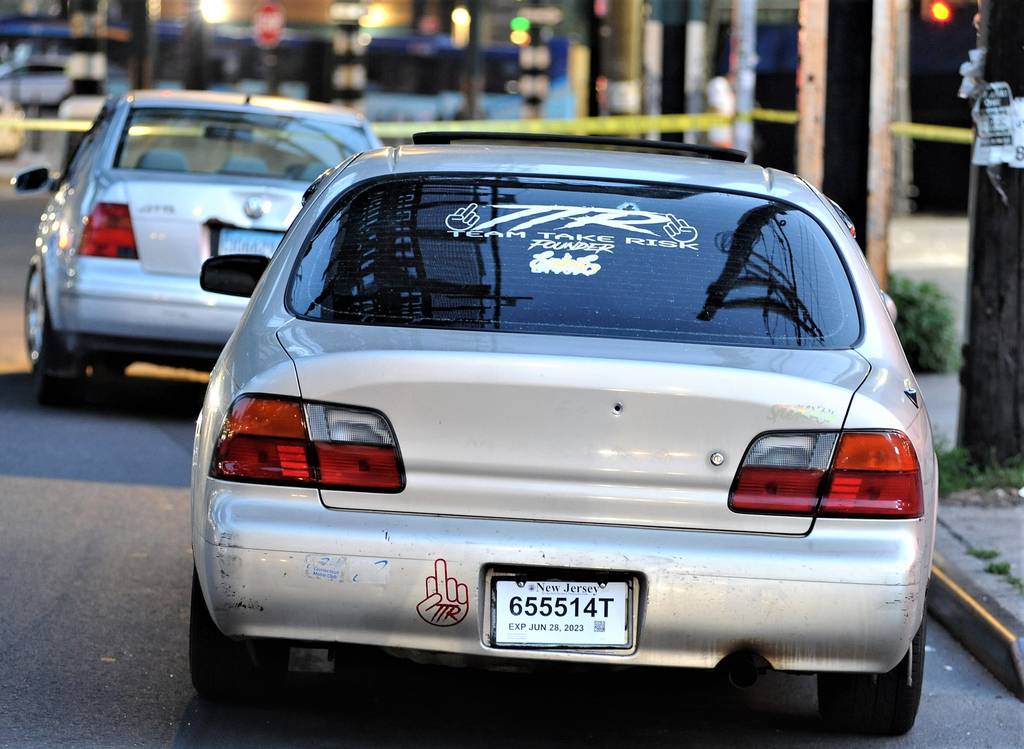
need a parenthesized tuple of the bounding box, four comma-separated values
(492, 578, 631, 648)
(216, 227, 283, 258)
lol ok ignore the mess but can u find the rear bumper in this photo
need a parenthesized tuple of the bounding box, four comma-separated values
(55, 257, 247, 345)
(195, 479, 931, 674)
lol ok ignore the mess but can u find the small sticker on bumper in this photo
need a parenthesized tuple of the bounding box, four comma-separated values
(304, 555, 390, 584)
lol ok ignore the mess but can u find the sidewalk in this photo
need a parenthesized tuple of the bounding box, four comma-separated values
(891, 214, 1024, 698)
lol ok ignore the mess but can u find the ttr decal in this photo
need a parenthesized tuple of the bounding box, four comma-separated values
(443, 202, 699, 249)
(416, 558, 470, 626)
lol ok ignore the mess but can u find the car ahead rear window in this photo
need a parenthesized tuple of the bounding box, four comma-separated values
(114, 108, 371, 181)
(288, 176, 861, 348)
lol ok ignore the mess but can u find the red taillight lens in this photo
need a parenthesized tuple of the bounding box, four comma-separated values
(729, 433, 837, 515)
(79, 202, 138, 259)
(211, 395, 404, 492)
(820, 432, 922, 518)
(729, 430, 922, 519)
(731, 466, 826, 514)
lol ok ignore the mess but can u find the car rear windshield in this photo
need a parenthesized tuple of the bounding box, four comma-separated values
(114, 108, 371, 182)
(288, 176, 861, 349)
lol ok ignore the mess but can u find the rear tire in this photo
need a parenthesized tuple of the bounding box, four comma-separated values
(188, 567, 288, 702)
(817, 617, 926, 735)
(25, 267, 84, 406)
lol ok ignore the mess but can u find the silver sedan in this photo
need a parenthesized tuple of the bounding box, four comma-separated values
(18, 90, 379, 404)
(190, 133, 935, 736)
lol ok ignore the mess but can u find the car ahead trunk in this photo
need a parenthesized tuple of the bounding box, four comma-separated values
(115, 177, 300, 276)
(276, 321, 870, 535)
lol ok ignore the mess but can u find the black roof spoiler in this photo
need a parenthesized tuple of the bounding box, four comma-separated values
(411, 132, 748, 164)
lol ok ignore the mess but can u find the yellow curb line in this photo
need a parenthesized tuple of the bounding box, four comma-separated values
(932, 562, 1019, 644)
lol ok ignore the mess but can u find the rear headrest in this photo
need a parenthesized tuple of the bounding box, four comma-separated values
(221, 155, 269, 176)
(136, 148, 189, 172)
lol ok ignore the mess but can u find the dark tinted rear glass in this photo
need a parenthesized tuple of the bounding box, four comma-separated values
(288, 176, 860, 348)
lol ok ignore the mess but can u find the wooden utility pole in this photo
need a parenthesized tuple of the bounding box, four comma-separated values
(796, 0, 828, 188)
(865, 0, 898, 288)
(961, 0, 1024, 462)
(603, 0, 644, 115)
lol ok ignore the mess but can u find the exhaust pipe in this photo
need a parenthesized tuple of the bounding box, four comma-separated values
(723, 652, 765, 689)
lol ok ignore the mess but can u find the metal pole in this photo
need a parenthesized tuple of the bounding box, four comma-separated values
(796, 0, 828, 187)
(67, 0, 107, 96)
(729, 0, 757, 155)
(331, 1, 367, 111)
(463, 0, 483, 120)
(865, 0, 897, 288)
(684, 0, 708, 141)
(183, 0, 207, 90)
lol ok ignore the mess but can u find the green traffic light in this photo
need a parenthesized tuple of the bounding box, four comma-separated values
(510, 16, 531, 32)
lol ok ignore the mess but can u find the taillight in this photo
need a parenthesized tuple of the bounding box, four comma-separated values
(79, 202, 138, 259)
(211, 395, 404, 492)
(820, 432, 922, 518)
(729, 433, 837, 514)
(729, 430, 922, 519)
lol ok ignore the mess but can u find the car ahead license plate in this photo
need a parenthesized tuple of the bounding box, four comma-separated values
(217, 228, 283, 258)
(493, 579, 631, 648)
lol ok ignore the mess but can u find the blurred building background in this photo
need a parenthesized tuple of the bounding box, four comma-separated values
(0, 1, 978, 212)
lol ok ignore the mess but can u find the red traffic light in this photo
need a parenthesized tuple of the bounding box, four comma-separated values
(926, 1, 953, 23)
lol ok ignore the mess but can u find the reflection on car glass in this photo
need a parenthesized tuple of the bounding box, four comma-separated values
(698, 203, 825, 345)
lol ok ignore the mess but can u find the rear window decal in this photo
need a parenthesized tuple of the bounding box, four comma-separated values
(444, 202, 700, 251)
(530, 251, 603, 276)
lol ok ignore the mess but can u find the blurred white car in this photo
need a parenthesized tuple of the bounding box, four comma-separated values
(189, 133, 935, 736)
(16, 90, 380, 404)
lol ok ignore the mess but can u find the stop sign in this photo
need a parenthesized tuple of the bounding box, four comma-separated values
(254, 2, 285, 49)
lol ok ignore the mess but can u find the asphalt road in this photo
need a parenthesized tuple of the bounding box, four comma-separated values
(0, 186, 1020, 748)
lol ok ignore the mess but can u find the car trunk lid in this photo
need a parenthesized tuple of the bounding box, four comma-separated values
(277, 321, 869, 535)
(114, 176, 299, 275)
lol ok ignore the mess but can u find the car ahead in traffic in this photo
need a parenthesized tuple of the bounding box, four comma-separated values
(16, 90, 380, 404)
(190, 133, 935, 735)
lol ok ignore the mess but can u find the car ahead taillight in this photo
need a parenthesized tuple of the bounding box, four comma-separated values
(79, 202, 138, 259)
(211, 395, 404, 492)
(729, 430, 922, 519)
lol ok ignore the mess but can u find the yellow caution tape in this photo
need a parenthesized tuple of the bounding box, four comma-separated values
(373, 111, 732, 139)
(0, 113, 976, 145)
(891, 121, 973, 145)
(0, 117, 92, 132)
(750, 108, 801, 125)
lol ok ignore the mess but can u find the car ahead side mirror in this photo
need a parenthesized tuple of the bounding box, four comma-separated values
(882, 291, 898, 323)
(11, 166, 51, 193)
(200, 254, 270, 298)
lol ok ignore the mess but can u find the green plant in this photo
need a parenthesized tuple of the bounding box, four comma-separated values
(936, 446, 1024, 494)
(888, 275, 960, 373)
(968, 548, 1001, 560)
(985, 561, 1012, 575)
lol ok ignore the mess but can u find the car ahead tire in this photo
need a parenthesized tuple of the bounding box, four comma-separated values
(24, 267, 84, 406)
(817, 616, 926, 735)
(189, 566, 288, 702)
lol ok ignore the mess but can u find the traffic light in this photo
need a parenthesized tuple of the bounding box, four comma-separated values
(509, 15, 531, 45)
(920, 1, 967, 24)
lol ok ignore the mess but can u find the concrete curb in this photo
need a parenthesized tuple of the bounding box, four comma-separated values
(928, 552, 1024, 700)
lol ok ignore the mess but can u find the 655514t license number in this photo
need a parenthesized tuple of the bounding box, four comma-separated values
(492, 579, 631, 648)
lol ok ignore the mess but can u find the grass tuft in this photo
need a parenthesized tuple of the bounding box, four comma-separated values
(937, 446, 1024, 495)
(985, 561, 1012, 576)
(967, 548, 1001, 560)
